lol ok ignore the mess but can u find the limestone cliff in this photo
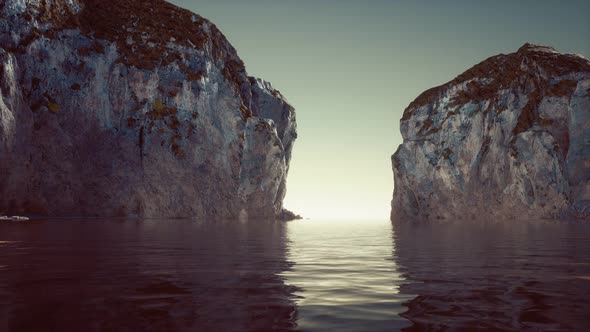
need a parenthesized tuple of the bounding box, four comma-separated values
(0, 0, 297, 219)
(392, 44, 590, 222)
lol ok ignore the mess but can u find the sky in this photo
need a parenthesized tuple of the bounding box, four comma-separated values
(168, 0, 590, 220)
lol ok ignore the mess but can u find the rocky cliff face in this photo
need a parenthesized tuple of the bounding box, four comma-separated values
(392, 44, 590, 222)
(0, 0, 297, 219)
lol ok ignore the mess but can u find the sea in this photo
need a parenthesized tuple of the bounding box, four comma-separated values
(1, 218, 589, 331)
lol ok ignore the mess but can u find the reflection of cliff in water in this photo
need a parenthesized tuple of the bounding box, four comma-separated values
(392, 222, 590, 331)
(0, 219, 299, 332)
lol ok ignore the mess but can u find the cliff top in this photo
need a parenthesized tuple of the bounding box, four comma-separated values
(402, 43, 590, 120)
(3, 0, 246, 76)
(516, 43, 559, 54)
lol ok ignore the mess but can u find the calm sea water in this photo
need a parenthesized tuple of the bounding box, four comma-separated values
(1, 219, 589, 331)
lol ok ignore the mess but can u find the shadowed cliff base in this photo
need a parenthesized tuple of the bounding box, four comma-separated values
(0, 0, 297, 220)
(392, 44, 590, 222)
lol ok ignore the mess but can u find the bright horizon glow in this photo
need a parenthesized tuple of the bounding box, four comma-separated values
(168, 0, 590, 220)
(295, 206, 389, 221)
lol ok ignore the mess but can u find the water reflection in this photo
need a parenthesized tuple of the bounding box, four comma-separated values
(393, 221, 590, 331)
(4, 219, 588, 331)
(0, 219, 299, 332)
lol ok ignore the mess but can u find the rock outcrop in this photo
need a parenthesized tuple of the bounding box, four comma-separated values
(392, 44, 590, 222)
(0, 0, 297, 219)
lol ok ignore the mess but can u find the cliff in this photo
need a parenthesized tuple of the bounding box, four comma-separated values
(392, 44, 590, 222)
(0, 0, 297, 219)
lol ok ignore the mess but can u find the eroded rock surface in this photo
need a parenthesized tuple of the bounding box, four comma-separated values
(392, 44, 590, 222)
(0, 0, 297, 219)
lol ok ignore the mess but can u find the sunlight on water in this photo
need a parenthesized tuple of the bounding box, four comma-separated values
(283, 220, 412, 331)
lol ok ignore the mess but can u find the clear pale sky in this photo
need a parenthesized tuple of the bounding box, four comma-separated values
(168, 0, 590, 220)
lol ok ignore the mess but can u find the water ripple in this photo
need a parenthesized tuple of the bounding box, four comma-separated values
(1, 219, 589, 331)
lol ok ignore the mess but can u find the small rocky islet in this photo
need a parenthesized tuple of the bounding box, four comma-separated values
(0, 215, 29, 221)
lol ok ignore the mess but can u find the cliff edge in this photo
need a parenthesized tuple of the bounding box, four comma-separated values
(392, 44, 590, 222)
(0, 0, 297, 219)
